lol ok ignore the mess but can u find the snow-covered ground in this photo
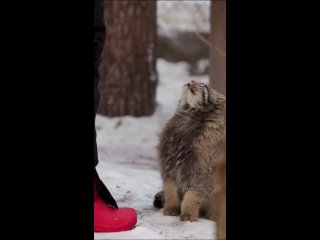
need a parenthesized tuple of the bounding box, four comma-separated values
(94, 59, 215, 239)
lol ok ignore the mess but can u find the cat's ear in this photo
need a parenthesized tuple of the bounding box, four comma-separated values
(209, 88, 226, 106)
(178, 85, 189, 109)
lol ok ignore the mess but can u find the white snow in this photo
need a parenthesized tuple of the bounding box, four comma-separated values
(94, 59, 215, 239)
(157, 0, 211, 36)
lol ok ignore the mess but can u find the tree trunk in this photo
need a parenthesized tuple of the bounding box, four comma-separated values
(210, 2, 226, 239)
(210, 0, 226, 96)
(98, 0, 158, 117)
(213, 141, 226, 240)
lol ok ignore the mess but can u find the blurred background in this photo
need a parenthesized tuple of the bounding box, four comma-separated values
(95, 1, 225, 239)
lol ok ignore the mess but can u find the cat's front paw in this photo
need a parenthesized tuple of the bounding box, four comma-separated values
(163, 206, 180, 216)
(180, 213, 198, 222)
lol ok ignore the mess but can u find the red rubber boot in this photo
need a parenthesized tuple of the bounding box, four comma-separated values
(94, 181, 137, 232)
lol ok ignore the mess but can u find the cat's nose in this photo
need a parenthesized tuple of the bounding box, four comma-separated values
(190, 80, 197, 88)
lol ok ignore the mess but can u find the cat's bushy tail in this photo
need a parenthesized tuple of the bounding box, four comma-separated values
(153, 190, 164, 208)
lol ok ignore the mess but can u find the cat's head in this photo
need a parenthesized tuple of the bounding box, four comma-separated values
(178, 80, 225, 112)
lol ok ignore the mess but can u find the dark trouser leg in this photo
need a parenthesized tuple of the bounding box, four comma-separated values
(94, 79, 99, 167)
(94, 0, 117, 208)
(94, 76, 118, 208)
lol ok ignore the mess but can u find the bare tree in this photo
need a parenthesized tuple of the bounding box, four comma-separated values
(210, 0, 226, 96)
(98, 0, 157, 116)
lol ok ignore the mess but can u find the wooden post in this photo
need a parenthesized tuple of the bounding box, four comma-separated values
(210, 0, 226, 97)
